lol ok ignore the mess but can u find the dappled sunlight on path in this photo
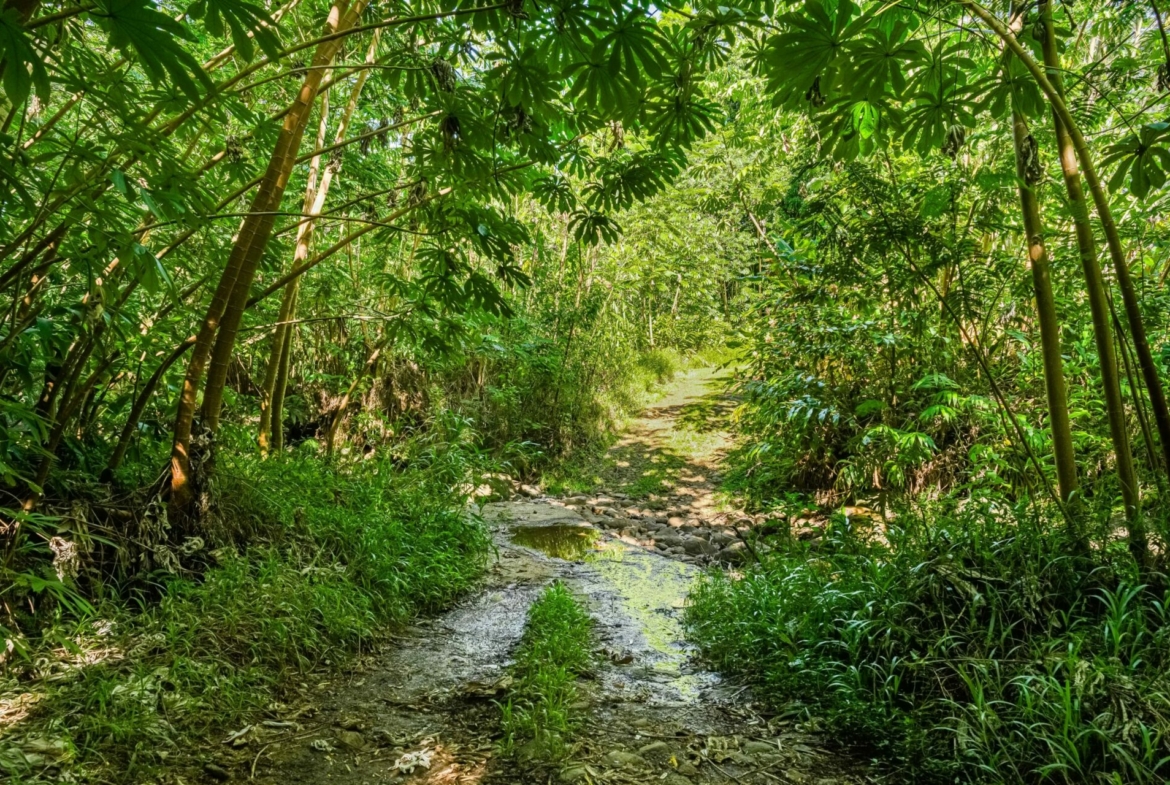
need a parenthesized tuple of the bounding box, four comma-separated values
(602, 366, 740, 518)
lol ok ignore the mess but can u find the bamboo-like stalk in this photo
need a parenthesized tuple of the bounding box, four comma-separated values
(170, 1, 365, 513)
(1010, 107, 1081, 520)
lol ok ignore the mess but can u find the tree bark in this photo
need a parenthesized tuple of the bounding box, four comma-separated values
(987, 0, 1149, 561)
(270, 286, 297, 453)
(169, 1, 365, 512)
(258, 92, 332, 454)
(258, 31, 378, 453)
(1010, 108, 1081, 519)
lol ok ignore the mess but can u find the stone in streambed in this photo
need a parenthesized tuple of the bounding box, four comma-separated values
(604, 750, 647, 769)
(638, 741, 670, 755)
(721, 541, 750, 564)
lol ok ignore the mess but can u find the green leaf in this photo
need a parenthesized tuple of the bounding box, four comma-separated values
(920, 185, 951, 218)
(757, 0, 861, 108)
(91, 0, 213, 99)
(187, 0, 282, 62)
(1102, 124, 1170, 199)
(0, 8, 50, 107)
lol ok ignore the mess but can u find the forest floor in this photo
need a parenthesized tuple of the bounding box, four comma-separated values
(200, 368, 870, 785)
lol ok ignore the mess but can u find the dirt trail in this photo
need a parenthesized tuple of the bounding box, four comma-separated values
(226, 369, 867, 785)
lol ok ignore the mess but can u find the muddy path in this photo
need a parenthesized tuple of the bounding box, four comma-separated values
(213, 369, 869, 785)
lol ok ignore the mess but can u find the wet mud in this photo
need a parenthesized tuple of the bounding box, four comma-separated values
(207, 369, 868, 785)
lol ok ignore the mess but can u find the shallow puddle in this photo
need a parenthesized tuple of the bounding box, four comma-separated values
(510, 524, 600, 560)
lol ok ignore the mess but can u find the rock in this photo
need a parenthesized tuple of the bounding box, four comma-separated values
(683, 538, 713, 556)
(638, 740, 670, 755)
(667, 516, 686, 527)
(659, 534, 684, 548)
(203, 763, 231, 781)
(721, 541, 750, 564)
(337, 730, 365, 750)
(559, 765, 590, 782)
(604, 750, 647, 769)
(520, 484, 541, 498)
(609, 650, 635, 665)
(676, 761, 700, 775)
(711, 529, 737, 546)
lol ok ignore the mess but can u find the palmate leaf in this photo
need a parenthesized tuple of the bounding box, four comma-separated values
(977, 55, 1044, 120)
(593, 8, 670, 84)
(564, 56, 640, 120)
(647, 91, 720, 148)
(532, 172, 577, 213)
(187, 0, 281, 62)
(1102, 123, 1170, 199)
(842, 14, 925, 102)
(490, 47, 558, 117)
(534, 0, 600, 73)
(91, 0, 212, 99)
(900, 82, 978, 158)
(0, 8, 50, 107)
(568, 208, 621, 246)
(756, 0, 862, 108)
(814, 97, 894, 161)
(583, 150, 683, 212)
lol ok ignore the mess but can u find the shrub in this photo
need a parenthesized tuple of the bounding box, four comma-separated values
(685, 500, 1170, 783)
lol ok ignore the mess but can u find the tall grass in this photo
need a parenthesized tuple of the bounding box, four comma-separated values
(1, 447, 489, 783)
(685, 499, 1170, 783)
(500, 582, 593, 760)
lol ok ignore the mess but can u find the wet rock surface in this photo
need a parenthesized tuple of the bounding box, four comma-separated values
(224, 369, 867, 785)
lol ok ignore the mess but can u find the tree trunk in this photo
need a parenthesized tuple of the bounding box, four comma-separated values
(106, 338, 196, 476)
(258, 31, 378, 453)
(258, 92, 332, 454)
(1013, 0, 1147, 560)
(1010, 108, 1081, 517)
(270, 286, 297, 453)
(170, 0, 366, 513)
(325, 339, 389, 456)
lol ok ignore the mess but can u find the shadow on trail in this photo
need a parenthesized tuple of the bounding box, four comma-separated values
(601, 368, 741, 513)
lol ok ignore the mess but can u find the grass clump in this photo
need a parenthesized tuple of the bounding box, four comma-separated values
(1, 448, 489, 783)
(685, 499, 1170, 783)
(500, 582, 592, 760)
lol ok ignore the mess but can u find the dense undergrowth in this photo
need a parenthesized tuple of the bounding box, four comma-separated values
(1, 442, 489, 783)
(499, 582, 593, 762)
(686, 499, 1170, 783)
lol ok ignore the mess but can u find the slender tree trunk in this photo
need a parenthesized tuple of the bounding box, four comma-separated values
(325, 339, 390, 455)
(258, 32, 378, 453)
(270, 286, 297, 454)
(170, 1, 366, 513)
(999, 0, 1147, 560)
(27, 350, 121, 504)
(200, 1, 367, 432)
(1010, 108, 1081, 516)
(106, 338, 196, 475)
(259, 92, 332, 453)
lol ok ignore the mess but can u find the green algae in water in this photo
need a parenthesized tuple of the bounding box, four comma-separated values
(512, 525, 600, 560)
